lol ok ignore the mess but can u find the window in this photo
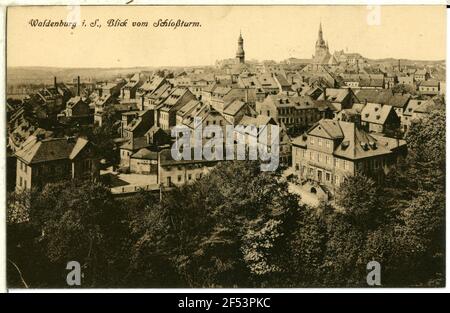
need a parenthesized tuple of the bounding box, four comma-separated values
(326, 172, 331, 181)
(326, 156, 331, 164)
(177, 175, 182, 182)
(19, 177, 22, 187)
(318, 138, 322, 146)
(344, 160, 348, 170)
(295, 164, 300, 171)
(188, 174, 192, 180)
(24, 164, 27, 173)
(317, 153, 321, 162)
(302, 149, 306, 158)
(335, 158, 339, 168)
(334, 175, 339, 186)
(167, 177, 171, 185)
(310, 137, 314, 145)
(326, 140, 331, 148)
(19, 161, 23, 171)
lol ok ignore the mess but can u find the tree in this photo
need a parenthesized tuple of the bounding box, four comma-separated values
(128, 160, 302, 287)
(393, 191, 445, 286)
(392, 84, 416, 95)
(89, 105, 119, 165)
(335, 174, 382, 229)
(28, 180, 127, 287)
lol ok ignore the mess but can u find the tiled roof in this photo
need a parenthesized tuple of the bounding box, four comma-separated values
(386, 94, 410, 108)
(355, 89, 393, 105)
(361, 103, 394, 125)
(404, 99, 434, 116)
(420, 80, 439, 87)
(15, 137, 89, 164)
(131, 148, 158, 160)
(333, 122, 391, 160)
(223, 99, 246, 116)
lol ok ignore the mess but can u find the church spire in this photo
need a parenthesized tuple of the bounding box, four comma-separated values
(236, 31, 245, 64)
(316, 22, 326, 48)
(319, 22, 323, 41)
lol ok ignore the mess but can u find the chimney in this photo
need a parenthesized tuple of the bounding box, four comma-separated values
(245, 88, 248, 103)
(77, 76, 80, 96)
(54, 76, 57, 89)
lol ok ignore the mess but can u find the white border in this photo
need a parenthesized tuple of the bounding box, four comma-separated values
(0, 0, 448, 294)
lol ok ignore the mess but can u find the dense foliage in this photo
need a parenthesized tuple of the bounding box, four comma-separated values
(7, 107, 445, 288)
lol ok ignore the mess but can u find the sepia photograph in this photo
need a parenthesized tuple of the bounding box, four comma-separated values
(4, 4, 446, 290)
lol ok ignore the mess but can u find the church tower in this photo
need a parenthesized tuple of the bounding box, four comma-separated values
(236, 31, 245, 64)
(314, 22, 331, 64)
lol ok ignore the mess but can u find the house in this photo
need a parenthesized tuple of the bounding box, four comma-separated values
(60, 96, 92, 125)
(238, 115, 292, 165)
(222, 99, 256, 125)
(291, 119, 406, 195)
(386, 93, 411, 120)
(155, 88, 196, 130)
(145, 125, 172, 147)
(255, 74, 281, 95)
(360, 103, 400, 134)
(398, 75, 414, 87)
(136, 76, 167, 107)
(119, 136, 151, 167)
(180, 104, 231, 147)
(121, 73, 144, 99)
(207, 86, 256, 113)
(413, 69, 429, 82)
(418, 80, 440, 96)
(354, 89, 393, 106)
(402, 99, 434, 132)
(158, 148, 218, 187)
(96, 80, 126, 98)
(130, 148, 158, 175)
(14, 136, 98, 191)
(176, 100, 203, 125)
(334, 108, 361, 124)
(143, 80, 173, 109)
(121, 110, 155, 141)
(256, 94, 324, 131)
(318, 88, 359, 112)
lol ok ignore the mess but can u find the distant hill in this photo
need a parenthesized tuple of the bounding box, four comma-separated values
(366, 58, 445, 65)
(7, 65, 196, 86)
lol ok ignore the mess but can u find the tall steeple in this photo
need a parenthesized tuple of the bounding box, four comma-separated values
(314, 22, 331, 64)
(316, 22, 326, 48)
(318, 22, 323, 42)
(236, 30, 245, 64)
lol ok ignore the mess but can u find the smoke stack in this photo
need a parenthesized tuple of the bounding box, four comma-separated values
(77, 76, 80, 96)
(54, 76, 57, 89)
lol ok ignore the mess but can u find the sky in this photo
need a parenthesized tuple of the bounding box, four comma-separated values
(7, 5, 447, 68)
